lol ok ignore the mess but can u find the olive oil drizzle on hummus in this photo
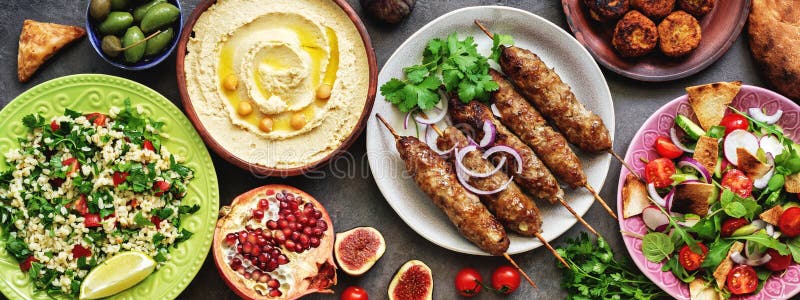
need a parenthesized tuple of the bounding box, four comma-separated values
(217, 26, 340, 133)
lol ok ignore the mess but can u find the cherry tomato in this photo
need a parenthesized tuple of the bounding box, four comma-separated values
(720, 114, 749, 135)
(153, 180, 170, 196)
(18, 255, 38, 272)
(765, 249, 792, 272)
(679, 243, 708, 271)
(71, 195, 89, 215)
(62, 157, 80, 176)
(779, 207, 800, 238)
(721, 218, 749, 237)
(83, 214, 101, 228)
(727, 265, 758, 295)
(112, 171, 129, 186)
(645, 158, 676, 188)
(50, 120, 60, 131)
(85, 112, 107, 126)
(455, 267, 483, 297)
(654, 136, 684, 159)
(491, 265, 520, 295)
(721, 169, 753, 198)
(143, 140, 155, 151)
(71, 244, 92, 259)
(340, 286, 368, 300)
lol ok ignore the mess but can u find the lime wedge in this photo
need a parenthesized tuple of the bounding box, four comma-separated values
(79, 251, 157, 299)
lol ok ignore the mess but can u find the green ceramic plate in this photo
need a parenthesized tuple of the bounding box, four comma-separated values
(0, 74, 219, 300)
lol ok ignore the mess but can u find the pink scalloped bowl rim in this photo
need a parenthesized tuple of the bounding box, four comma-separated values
(617, 85, 800, 299)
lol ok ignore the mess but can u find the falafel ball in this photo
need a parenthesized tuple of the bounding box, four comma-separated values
(583, 0, 631, 22)
(612, 10, 659, 57)
(678, 0, 715, 17)
(632, 0, 676, 19)
(658, 10, 702, 57)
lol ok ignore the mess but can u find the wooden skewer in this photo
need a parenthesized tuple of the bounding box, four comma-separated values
(557, 197, 600, 237)
(583, 183, 617, 219)
(503, 253, 538, 289)
(376, 113, 539, 289)
(609, 149, 641, 180)
(535, 232, 569, 268)
(475, 20, 494, 39)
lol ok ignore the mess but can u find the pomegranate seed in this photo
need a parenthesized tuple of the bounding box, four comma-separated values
(299, 234, 309, 245)
(237, 267, 245, 274)
(286, 193, 295, 201)
(236, 244, 243, 253)
(268, 279, 280, 288)
(282, 228, 292, 237)
(256, 236, 266, 246)
(275, 192, 284, 201)
(225, 233, 236, 246)
(266, 189, 275, 196)
(267, 259, 278, 271)
(310, 237, 320, 247)
(314, 210, 322, 219)
(258, 198, 269, 209)
(252, 270, 262, 278)
(278, 219, 288, 229)
(274, 232, 285, 244)
(259, 262, 267, 270)
(266, 220, 278, 229)
(245, 225, 254, 231)
(261, 230, 272, 239)
(285, 240, 295, 249)
(303, 227, 313, 235)
(259, 253, 269, 263)
(247, 234, 257, 244)
(269, 289, 281, 297)
(243, 242, 253, 254)
(279, 201, 288, 209)
(277, 254, 289, 264)
(231, 257, 242, 266)
(244, 272, 251, 279)
(286, 215, 296, 223)
(252, 246, 261, 256)
(258, 274, 270, 283)
(299, 216, 310, 226)
(290, 232, 300, 241)
(270, 249, 281, 257)
(296, 244, 305, 252)
(312, 227, 323, 237)
(253, 209, 264, 220)
(279, 209, 291, 216)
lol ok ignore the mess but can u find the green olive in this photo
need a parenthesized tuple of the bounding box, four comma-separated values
(144, 27, 174, 56)
(89, 0, 111, 21)
(122, 26, 146, 63)
(101, 35, 123, 58)
(110, 0, 129, 10)
(140, 3, 179, 33)
(133, 0, 166, 23)
(97, 11, 133, 35)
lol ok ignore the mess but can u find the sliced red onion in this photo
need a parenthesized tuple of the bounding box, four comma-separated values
(677, 157, 711, 183)
(455, 166, 513, 195)
(753, 168, 774, 189)
(751, 219, 767, 230)
(455, 145, 507, 178)
(731, 251, 746, 265)
(478, 120, 496, 148)
(483, 145, 523, 174)
(647, 183, 667, 207)
(664, 189, 675, 212)
(424, 126, 456, 155)
(749, 108, 783, 124)
(670, 128, 695, 153)
(766, 224, 774, 236)
(491, 104, 502, 118)
(732, 251, 772, 266)
(642, 205, 670, 232)
(414, 96, 448, 125)
(403, 108, 417, 130)
(760, 135, 783, 157)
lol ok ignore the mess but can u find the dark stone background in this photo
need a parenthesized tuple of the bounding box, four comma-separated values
(1, 0, 763, 299)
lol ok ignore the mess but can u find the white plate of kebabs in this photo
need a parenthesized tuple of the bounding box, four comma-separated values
(366, 6, 617, 256)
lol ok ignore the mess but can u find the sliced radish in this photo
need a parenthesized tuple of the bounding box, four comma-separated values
(759, 135, 783, 157)
(642, 205, 670, 232)
(749, 108, 783, 124)
(724, 129, 759, 166)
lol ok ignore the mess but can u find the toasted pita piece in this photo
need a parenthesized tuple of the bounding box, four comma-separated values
(736, 148, 771, 179)
(623, 174, 650, 218)
(17, 19, 85, 82)
(671, 183, 716, 217)
(693, 136, 719, 172)
(786, 173, 800, 193)
(713, 241, 743, 289)
(760, 205, 784, 226)
(686, 81, 743, 130)
(690, 278, 723, 300)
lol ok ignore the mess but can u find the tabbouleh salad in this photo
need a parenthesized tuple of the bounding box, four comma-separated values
(0, 100, 198, 297)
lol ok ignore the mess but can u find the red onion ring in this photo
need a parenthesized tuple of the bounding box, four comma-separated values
(424, 125, 455, 155)
(478, 120, 496, 148)
(455, 166, 514, 195)
(677, 157, 711, 183)
(490, 104, 502, 118)
(403, 108, 417, 130)
(455, 145, 507, 178)
(483, 145, 523, 174)
(647, 183, 667, 207)
(670, 128, 695, 153)
(413, 95, 448, 125)
(749, 107, 783, 124)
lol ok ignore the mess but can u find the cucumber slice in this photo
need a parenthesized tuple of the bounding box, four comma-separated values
(714, 156, 723, 179)
(675, 115, 705, 140)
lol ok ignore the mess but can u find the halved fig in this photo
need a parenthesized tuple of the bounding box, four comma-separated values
(388, 260, 433, 300)
(213, 185, 337, 299)
(334, 227, 386, 276)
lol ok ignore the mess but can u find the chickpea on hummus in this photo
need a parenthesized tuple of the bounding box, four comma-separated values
(184, 0, 370, 169)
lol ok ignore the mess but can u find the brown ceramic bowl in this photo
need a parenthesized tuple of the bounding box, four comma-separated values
(562, 0, 750, 81)
(175, 0, 377, 177)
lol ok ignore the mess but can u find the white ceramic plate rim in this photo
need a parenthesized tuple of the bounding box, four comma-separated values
(366, 5, 614, 255)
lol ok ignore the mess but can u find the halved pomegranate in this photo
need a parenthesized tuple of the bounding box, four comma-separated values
(213, 185, 337, 299)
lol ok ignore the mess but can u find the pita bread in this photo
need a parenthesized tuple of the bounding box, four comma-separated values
(786, 173, 800, 193)
(693, 136, 719, 173)
(689, 278, 722, 300)
(760, 205, 784, 226)
(736, 148, 771, 179)
(622, 174, 649, 218)
(17, 19, 85, 82)
(686, 81, 742, 130)
(713, 241, 743, 289)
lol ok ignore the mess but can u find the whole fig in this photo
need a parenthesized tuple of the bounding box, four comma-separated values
(360, 0, 415, 24)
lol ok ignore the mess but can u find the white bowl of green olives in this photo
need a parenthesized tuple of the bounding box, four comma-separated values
(87, 0, 183, 70)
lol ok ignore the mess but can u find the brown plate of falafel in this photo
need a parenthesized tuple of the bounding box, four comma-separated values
(563, 0, 749, 81)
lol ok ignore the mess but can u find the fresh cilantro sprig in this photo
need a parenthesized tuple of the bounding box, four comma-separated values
(557, 233, 667, 299)
(490, 33, 514, 62)
(381, 33, 503, 112)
